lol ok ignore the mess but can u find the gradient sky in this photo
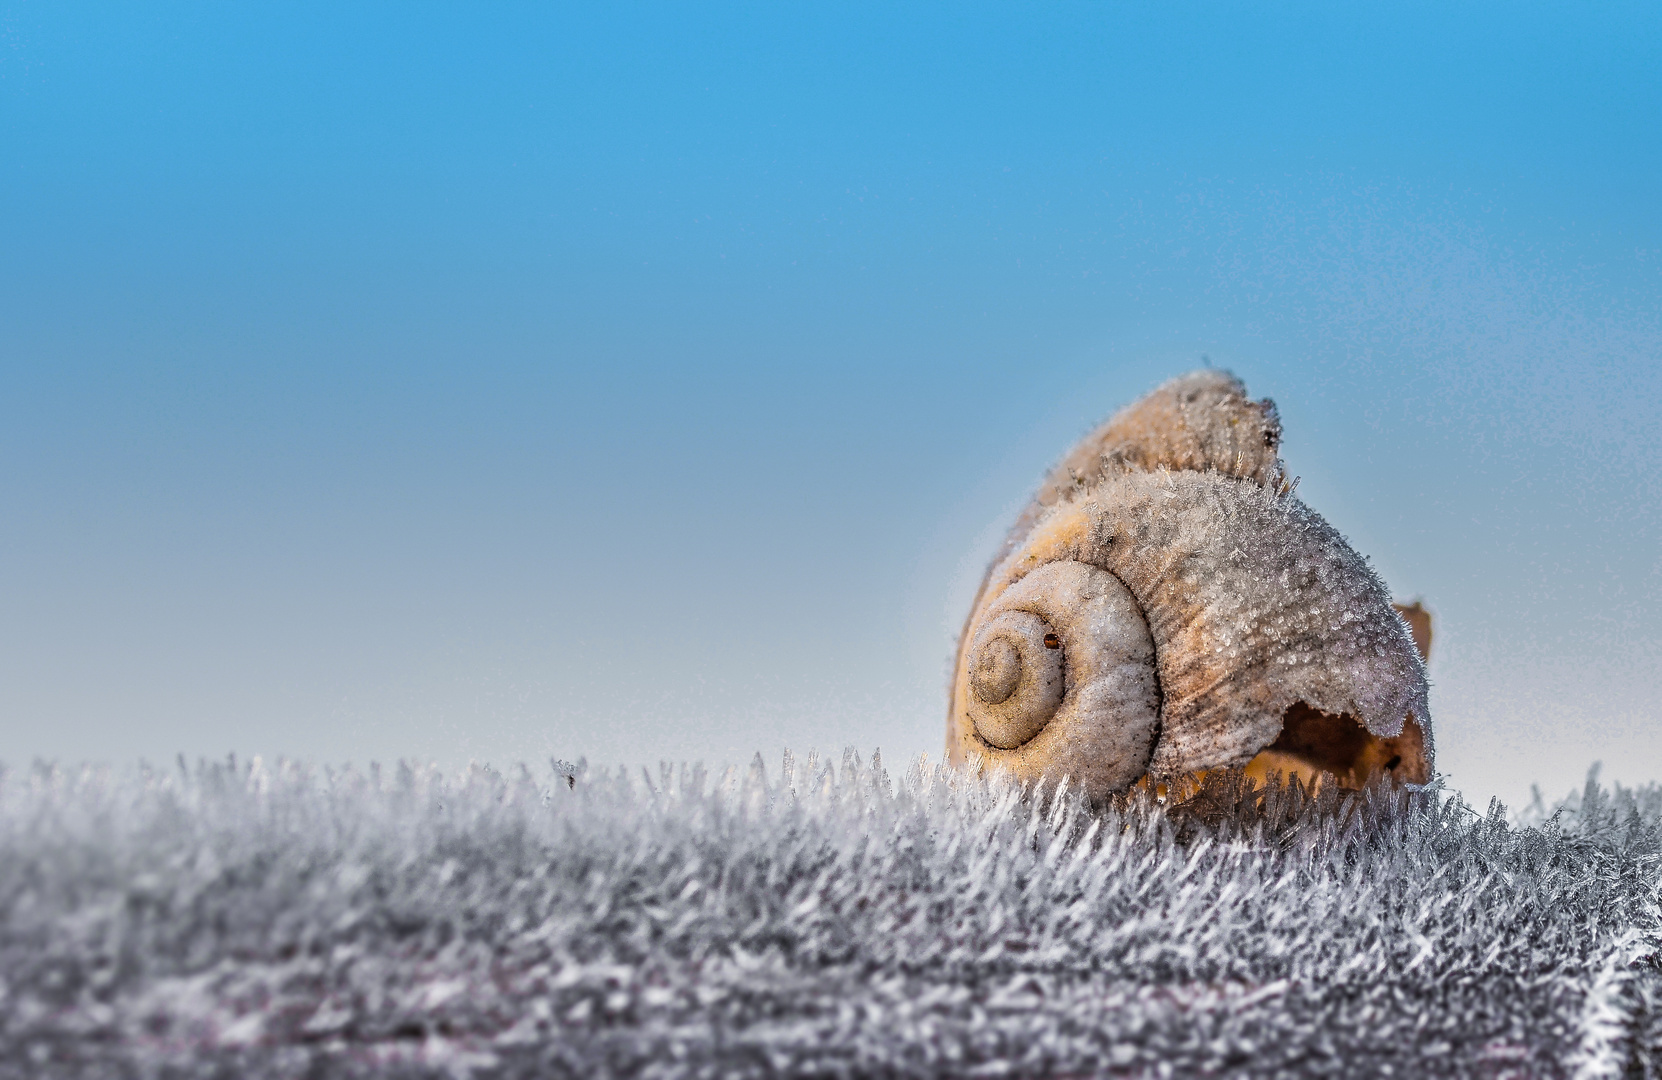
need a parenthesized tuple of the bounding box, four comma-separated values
(3, 2, 1660, 811)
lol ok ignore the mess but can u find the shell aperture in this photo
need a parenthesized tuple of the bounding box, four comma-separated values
(949, 370, 1432, 798)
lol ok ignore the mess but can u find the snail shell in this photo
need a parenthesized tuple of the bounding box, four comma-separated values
(949, 370, 1432, 800)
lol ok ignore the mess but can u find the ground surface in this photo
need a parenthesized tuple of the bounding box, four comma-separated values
(2, 753, 1660, 1078)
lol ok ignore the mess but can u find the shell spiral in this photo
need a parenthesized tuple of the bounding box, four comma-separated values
(949, 370, 1433, 800)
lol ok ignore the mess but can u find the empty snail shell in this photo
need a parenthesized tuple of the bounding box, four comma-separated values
(949, 370, 1432, 800)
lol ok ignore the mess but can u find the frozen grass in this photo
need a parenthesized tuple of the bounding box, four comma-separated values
(2, 753, 1660, 1078)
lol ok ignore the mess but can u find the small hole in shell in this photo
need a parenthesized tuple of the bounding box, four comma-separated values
(1042, 633, 1060, 649)
(1385, 755, 1402, 771)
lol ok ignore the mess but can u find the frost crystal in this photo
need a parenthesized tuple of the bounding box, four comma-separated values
(1, 756, 1659, 1077)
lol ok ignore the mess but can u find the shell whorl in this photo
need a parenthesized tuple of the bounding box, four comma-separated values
(949, 370, 1433, 798)
(961, 561, 1160, 795)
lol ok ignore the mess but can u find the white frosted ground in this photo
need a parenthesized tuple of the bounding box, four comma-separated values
(1, 752, 1659, 1078)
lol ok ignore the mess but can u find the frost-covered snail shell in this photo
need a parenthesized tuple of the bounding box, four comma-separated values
(948, 370, 1432, 801)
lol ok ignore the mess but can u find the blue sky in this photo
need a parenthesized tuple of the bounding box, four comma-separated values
(3, 2, 1660, 809)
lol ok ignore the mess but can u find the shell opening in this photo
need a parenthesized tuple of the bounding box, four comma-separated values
(1241, 702, 1431, 790)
